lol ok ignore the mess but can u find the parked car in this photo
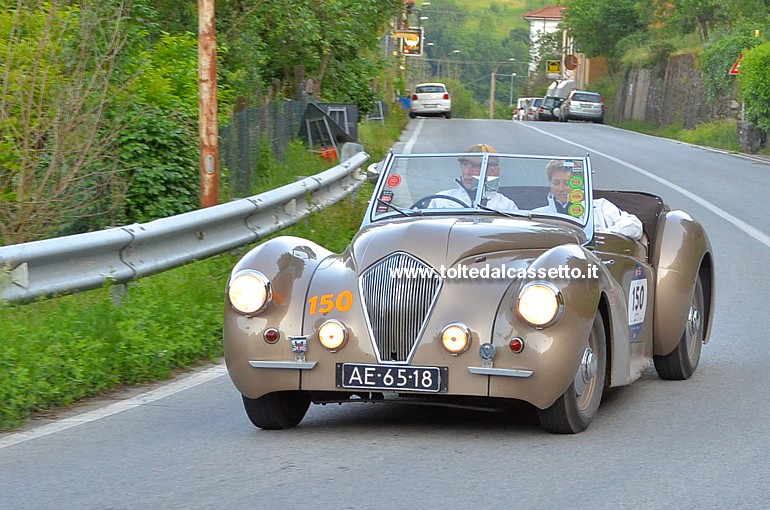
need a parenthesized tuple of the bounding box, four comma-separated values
(408, 82, 452, 119)
(514, 97, 538, 121)
(525, 97, 542, 121)
(223, 150, 714, 434)
(536, 96, 566, 121)
(563, 90, 605, 123)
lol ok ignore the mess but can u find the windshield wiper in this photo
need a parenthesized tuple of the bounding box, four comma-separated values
(376, 198, 419, 217)
(477, 203, 533, 219)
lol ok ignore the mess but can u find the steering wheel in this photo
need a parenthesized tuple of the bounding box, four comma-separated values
(410, 194, 471, 209)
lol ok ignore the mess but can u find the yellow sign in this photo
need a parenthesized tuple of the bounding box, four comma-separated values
(393, 30, 420, 40)
(547, 60, 561, 73)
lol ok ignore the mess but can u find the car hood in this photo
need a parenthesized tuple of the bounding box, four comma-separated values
(348, 216, 584, 271)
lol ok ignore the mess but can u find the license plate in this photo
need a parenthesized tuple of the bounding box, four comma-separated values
(336, 363, 448, 392)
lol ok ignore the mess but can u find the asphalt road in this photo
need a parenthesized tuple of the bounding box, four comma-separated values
(2, 118, 769, 509)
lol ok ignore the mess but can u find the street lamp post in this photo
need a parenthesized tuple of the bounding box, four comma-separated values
(509, 72, 517, 106)
(437, 49, 460, 79)
(489, 58, 516, 119)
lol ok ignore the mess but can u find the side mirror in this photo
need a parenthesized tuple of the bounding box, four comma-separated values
(366, 162, 381, 182)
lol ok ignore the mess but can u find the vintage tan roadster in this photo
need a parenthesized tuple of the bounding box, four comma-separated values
(223, 150, 714, 433)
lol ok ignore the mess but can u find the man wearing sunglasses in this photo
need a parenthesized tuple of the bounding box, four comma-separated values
(428, 144, 519, 210)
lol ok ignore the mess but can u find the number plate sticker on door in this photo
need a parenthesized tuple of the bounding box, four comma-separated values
(627, 263, 648, 342)
(336, 363, 448, 392)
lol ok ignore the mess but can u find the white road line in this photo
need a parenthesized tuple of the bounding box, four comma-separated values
(520, 123, 770, 249)
(0, 365, 227, 449)
(403, 119, 424, 154)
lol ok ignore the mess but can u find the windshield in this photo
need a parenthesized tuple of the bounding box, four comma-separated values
(415, 85, 446, 93)
(369, 153, 591, 227)
(572, 92, 601, 102)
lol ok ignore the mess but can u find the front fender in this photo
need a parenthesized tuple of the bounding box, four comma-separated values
(490, 244, 601, 409)
(224, 236, 333, 398)
(652, 210, 713, 356)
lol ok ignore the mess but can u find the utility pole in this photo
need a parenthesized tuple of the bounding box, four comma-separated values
(199, 0, 219, 207)
(489, 71, 496, 119)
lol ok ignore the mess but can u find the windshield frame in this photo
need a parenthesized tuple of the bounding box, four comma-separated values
(363, 152, 596, 243)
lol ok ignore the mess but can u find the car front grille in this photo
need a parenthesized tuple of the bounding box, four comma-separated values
(360, 252, 442, 362)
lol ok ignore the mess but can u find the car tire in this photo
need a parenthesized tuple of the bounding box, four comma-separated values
(445, 111, 452, 119)
(242, 391, 311, 430)
(409, 111, 416, 119)
(653, 276, 704, 380)
(537, 311, 607, 434)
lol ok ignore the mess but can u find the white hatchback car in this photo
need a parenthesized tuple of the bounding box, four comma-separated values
(409, 83, 452, 119)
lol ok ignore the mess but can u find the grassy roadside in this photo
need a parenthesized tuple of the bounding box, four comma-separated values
(613, 118, 744, 153)
(0, 108, 407, 431)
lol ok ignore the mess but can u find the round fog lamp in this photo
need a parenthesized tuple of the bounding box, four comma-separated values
(517, 282, 562, 328)
(318, 320, 348, 351)
(227, 270, 271, 316)
(441, 323, 471, 354)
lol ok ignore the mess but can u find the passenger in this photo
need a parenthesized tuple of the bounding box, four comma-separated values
(428, 144, 518, 210)
(536, 159, 643, 240)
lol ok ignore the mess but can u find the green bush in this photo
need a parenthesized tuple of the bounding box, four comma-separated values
(119, 106, 200, 222)
(701, 30, 756, 107)
(739, 42, 770, 132)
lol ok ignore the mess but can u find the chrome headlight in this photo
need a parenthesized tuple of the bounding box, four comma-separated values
(517, 281, 563, 328)
(318, 319, 348, 351)
(441, 323, 472, 354)
(227, 270, 272, 316)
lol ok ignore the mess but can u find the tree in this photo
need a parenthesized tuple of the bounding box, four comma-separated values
(669, 0, 726, 41)
(0, 1, 130, 245)
(562, 0, 648, 73)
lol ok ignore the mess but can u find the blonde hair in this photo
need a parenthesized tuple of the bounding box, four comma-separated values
(545, 159, 570, 180)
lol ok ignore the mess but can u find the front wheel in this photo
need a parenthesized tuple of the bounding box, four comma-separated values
(242, 391, 311, 430)
(653, 276, 704, 380)
(537, 311, 607, 434)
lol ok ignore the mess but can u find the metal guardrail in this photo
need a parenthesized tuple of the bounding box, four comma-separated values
(0, 147, 370, 304)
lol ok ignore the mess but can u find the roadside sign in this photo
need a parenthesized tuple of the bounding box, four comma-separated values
(729, 55, 742, 76)
(546, 60, 561, 79)
(396, 28, 424, 57)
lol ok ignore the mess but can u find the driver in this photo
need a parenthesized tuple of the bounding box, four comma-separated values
(427, 144, 518, 209)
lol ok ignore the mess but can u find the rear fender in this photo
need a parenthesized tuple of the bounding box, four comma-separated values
(652, 211, 713, 356)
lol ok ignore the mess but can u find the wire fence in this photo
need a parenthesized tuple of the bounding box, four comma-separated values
(219, 100, 308, 198)
(219, 99, 384, 198)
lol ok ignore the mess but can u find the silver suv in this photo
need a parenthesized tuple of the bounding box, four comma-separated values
(563, 90, 604, 124)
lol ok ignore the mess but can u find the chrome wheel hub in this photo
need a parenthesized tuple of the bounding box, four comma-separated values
(686, 305, 701, 338)
(575, 347, 598, 397)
